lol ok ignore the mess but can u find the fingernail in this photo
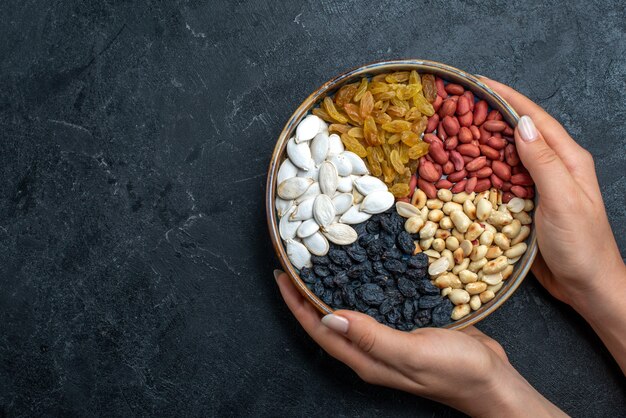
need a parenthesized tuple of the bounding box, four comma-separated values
(273, 269, 284, 282)
(321, 314, 349, 333)
(518, 115, 538, 142)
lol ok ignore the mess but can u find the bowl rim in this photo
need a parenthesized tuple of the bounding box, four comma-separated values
(266, 59, 537, 330)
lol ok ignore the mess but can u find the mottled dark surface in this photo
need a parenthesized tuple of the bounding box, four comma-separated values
(1, 0, 625, 416)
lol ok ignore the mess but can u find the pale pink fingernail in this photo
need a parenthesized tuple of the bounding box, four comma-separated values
(321, 314, 349, 333)
(518, 115, 538, 142)
(273, 269, 284, 282)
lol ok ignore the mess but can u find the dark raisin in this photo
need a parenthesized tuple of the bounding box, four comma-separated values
(342, 287, 356, 307)
(383, 259, 407, 275)
(372, 261, 388, 275)
(355, 299, 369, 312)
(405, 268, 428, 281)
(414, 308, 432, 327)
(311, 255, 330, 265)
(322, 276, 335, 287)
(359, 234, 377, 247)
(328, 263, 344, 275)
(312, 282, 325, 297)
(396, 231, 415, 254)
(408, 253, 429, 269)
(432, 300, 454, 327)
(380, 233, 396, 249)
(353, 222, 368, 236)
(397, 322, 414, 331)
(366, 219, 381, 234)
(329, 249, 352, 267)
(379, 299, 394, 315)
(384, 289, 403, 305)
(313, 265, 330, 277)
(321, 289, 333, 305)
(357, 283, 385, 306)
(347, 263, 367, 278)
(332, 289, 344, 307)
(397, 278, 417, 297)
(333, 272, 350, 287)
(382, 247, 403, 260)
(419, 295, 444, 309)
(372, 274, 391, 287)
(346, 243, 368, 263)
(417, 279, 440, 295)
(379, 216, 395, 233)
(299, 267, 317, 284)
(366, 240, 384, 260)
(403, 299, 415, 321)
(386, 307, 401, 324)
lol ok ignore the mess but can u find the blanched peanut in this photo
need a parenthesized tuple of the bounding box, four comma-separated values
(449, 288, 471, 305)
(502, 219, 522, 239)
(432, 238, 445, 252)
(487, 282, 503, 293)
(469, 258, 488, 272)
(437, 189, 453, 202)
(427, 256, 438, 264)
(507, 256, 520, 264)
(470, 244, 488, 261)
(479, 290, 495, 304)
(429, 257, 449, 275)
(474, 191, 490, 205)
(427, 199, 443, 210)
(428, 209, 444, 222)
(459, 269, 478, 284)
(434, 272, 462, 289)
(498, 204, 511, 215)
(452, 192, 471, 204)
(405, 216, 424, 234)
(476, 198, 492, 221)
(450, 210, 471, 233)
(446, 236, 460, 251)
(502, 265, 514, 280)
(511, 225, 530, 245)
(465, 222, 484, 241)
(420, 206, 429, 221)
(441, 287, 452, 297)
(489, 188, 498, 207)
(482, 272, 503, 285)
(523, 199, 534, 212)
(420, 221, 437, 239)
(441, 249, 454, 271)
(477, 270, 484, 280)
(494, 233, 511, 250)
(460, 239, 473, 256)
(420, 237, 434, 250)
(443, 201, 463, 215)
(479, 230, 494, 246)
(505, 242, 527, 258)
(435, 229, 451, 240)
(483, 256, 508, 274)
(439, 216, 453, 230)
(486, 244, 503, 258)
(483, 223, 497, 234)
(514, 211, 532, 225)
(452, 228, 465, 242)
(451, 303, 471, 320)
(453, 247, 465, 264)
(507, 197, 525, 213)
(463, 199, 477, 220)
(452, 258, 470, 274)
(469, 295, 482, 311)
(412, 245, 422, 255)
(424, 249, 440, 259)
(466, 281, 488, 295)
(488, 210, 513, 227)
(412, 189, 427, 209)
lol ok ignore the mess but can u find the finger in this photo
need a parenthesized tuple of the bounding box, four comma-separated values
(480, 77, 589, 170)
(514, 115, 579, 201)
(460, 326, 508, 361)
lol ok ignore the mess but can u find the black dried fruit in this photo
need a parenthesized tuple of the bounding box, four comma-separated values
(333, 272, 350, 287)
(383, 259, 407, 275)
(382, 247, 403, 260)
(396, 231, 415, 254)
(366, 240, 384, 260)
(322, 276, 335, 287)
(384, 289, 403, 305)
(353, 222, 368, 236)
(397, 278, 417, 297)
(321, 289, 333, 305)
(379, 299, 394, 315)
(313, 265, 330, 277)
(372, 274, 391, 287)
(333, 290, 344, 307)
(359, 234, 377, 247)
(357, 283, 385, 306)
(402, 299, 415, 322)
(408, 253, 428, 269)
(379, 215, 395, 233)
(372, 261, 388, 275)
(404, 268, 427, 281)
(432, 300, 453, 327)
(355, 299, 369, 312)
(342, 287, 357, 307)
(328, 263, 344, 275)
(414, 308, 432, 327)
(380, 233, 396, 249)
(386, 307, 401, 324)
(346, 244, 368, 263)
(366, 219, 381, 234)
(347, 263, 367, 278)
(416, 279, 440, 295)
(312, 282, 325, 297)
(299, 267, 317, 284)
(311, 255, 330, 265)
(329, 249, 352, 267)
(419, 295, 443, 309)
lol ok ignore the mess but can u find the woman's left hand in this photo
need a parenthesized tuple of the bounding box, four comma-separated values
(274, 270, 564, 417)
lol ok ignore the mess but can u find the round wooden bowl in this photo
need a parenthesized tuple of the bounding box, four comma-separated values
(266, 59, 537, 330)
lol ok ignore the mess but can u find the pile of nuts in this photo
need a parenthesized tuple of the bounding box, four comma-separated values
(396, 189, 533, 320)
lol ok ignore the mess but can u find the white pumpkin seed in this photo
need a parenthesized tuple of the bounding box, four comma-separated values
(275, 197, 293, 218)
(296, 162, 319, 181)
(277, 177, 314, 200)
(330, 154, 352, 176)
(310, 132, 329, 165)
(279, 207, 302, 240)
(286, 239, 312, 269)
(395, 201, 421, 218)
(327, 133, 344, 157)
(318, 161, 339, 196)
(295, 182, 320, 204)
(313, 194, 335, 226)
(337, 176, 353, 193)
(332, 193, 354, 215)
(321, 223, 358, 245)
(303, 232, 330, 256)
(295, 115, 322, 143)
(277, 159, 298, 185)
(360, 190, 394, 214)
(286, 137, 312, 170)
(297, 219, 320, 238)
(354, 175, 387, 196)
(342, 151, 369, 175)
(339, 205, 372, 224)
(290, 197, 314, 221)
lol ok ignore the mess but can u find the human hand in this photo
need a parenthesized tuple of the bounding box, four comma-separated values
(482, 78, 626, 308)
(275, 270, 563, 417)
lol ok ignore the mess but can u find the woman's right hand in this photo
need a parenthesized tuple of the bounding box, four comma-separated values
(482, 78, 625, 307)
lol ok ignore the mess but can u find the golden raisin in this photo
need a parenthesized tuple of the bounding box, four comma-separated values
(411, 93, 435, 116)
(335, 83, 358, 108)
(353, 77, 369, 102)
(382, 120, 412, 133)
(329, 124, 351, 134)
(385, 71, 410, 83)
(421, 74, 437, 103)
(389, 183, 410, 198)
(341, 133, 367, 157)
(390, 149, 404, 174)
(348, 127, 364, 138)
(359, 91, 374, 119)
(400, 131, 420, 147)
(408, 142, 430, 159)
(312, 108, 334, 123)
(323, 97, 349, 124)
(363, 116, 379, 146)
(343, 103, 363, 125)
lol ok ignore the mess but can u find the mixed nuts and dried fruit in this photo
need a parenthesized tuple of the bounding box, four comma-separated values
(274, 71, 534, 329)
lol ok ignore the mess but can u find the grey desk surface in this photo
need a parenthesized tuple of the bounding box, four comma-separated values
(0, 0, 624, 416)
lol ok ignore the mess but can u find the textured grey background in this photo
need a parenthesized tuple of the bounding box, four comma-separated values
(1, 0, 625, 417)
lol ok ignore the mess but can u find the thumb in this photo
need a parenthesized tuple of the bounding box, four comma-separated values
(322, 310, 414, 361)
(514, 115, 576, 199)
